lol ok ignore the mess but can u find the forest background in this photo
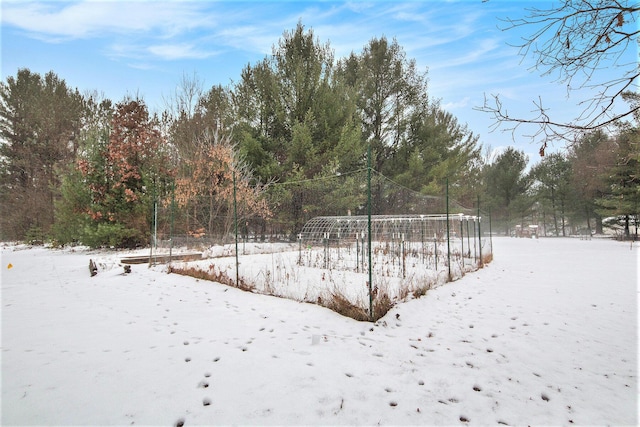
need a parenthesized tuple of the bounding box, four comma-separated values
(1, 21, 638, 248)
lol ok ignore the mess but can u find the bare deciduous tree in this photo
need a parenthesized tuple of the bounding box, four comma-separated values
(477, 0, 639, 155)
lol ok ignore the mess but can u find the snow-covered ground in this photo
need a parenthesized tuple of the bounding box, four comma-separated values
(1, 237, 637, 426)
(175, 238, 481, 311)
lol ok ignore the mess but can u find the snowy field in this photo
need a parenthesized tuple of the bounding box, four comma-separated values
(177, 238, 484, 310)
(1, 237, 638, 426)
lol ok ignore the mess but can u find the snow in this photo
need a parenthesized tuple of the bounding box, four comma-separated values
(180, 237, 477, 308)
(1, 237, 638, 426)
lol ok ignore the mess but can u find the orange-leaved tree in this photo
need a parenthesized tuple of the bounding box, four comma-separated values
(174, 126, 271, 241)
(79, 98, 175, 248)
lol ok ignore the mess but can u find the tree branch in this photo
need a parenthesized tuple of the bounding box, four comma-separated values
(477, 0, 639, 153)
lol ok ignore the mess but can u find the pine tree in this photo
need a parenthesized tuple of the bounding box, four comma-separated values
(596, 126, 640, 239)
(0, 69, 84, 240)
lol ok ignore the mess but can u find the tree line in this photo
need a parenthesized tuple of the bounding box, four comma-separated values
(485, 119, 639, 239)
(1, 23, 637, 247)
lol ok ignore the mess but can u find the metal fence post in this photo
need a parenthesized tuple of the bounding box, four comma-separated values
(477, 195, 482, 267)
(446, 178, 451, 281)
(367, 144, 373, 320)
(233, 170, 239, 286)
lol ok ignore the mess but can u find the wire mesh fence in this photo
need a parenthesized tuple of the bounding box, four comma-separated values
(151, 164, 492, 321)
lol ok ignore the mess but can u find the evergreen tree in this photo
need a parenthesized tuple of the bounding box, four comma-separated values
(0, 69, 84, 240)
(596, 125, 640, 239)
(484, 147, 532, 235)
(531, 153, 572, 236)
(392, 106, 482, 201)
(566, 130, 616, 234)
(52, 94, 113, 245)
(336, 36, 428, 174)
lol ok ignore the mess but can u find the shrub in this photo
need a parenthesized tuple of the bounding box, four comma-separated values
(80, 222, 146, 249)
(24, 225, 45, 245)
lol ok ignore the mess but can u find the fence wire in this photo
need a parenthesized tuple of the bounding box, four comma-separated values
(153, 166, 493, 320)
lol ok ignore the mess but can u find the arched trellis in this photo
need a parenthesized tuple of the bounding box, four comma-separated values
(299, 214, 480, 244)
(297, 214, 487, 276)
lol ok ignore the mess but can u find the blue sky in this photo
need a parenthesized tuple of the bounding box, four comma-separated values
(2, 1, 637, 162)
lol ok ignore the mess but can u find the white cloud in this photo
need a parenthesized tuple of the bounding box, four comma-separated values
(442, 97, 470, 111)
(147, 43, 219, 61)
(1, 1, 214, 41)
(215, 25, 276, 56)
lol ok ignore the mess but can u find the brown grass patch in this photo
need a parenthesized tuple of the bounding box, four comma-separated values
(323, 292, 370, 322)
(482, 252, 494, 265)
(169, 264, 254, 292)
(318, 289, 395, 322)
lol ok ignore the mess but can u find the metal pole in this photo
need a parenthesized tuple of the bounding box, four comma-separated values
(477, 195, 482, 267)
(154, 199, 158, 249)
(401, 233, 406, 279)
(434, 237, 438, 270)
(466, 217, 471, 257)
(233, 170, 239, 286)
(356, 232, 359, 272)
(367, 144, 373, 320)
(149, 181, 156, 268)
(473, 219, 477, 262)
(169, 181, 175, 266)
(446, 178, 451, 280)
(460, 216, 464, 265)
(420, 216, 424, 263)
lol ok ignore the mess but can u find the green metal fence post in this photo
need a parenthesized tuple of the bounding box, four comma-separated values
(169, 180, 175, 266)
(446, 177, 451, 281)
(460, 215, 464, 266)
(477, 195, 482, 267)
(233, 170, 239, 286)
(367, 144, 373, 320)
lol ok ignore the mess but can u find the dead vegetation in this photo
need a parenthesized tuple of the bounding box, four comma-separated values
(168, 264, 254, 292)
(168, 254, 465, 322)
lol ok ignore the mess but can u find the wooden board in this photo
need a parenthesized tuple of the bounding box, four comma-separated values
(120, 253, 202, 265)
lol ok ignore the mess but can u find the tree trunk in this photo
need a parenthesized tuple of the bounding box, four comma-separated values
(595, 212, 604, 234)
(624, 214, 630, 240)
